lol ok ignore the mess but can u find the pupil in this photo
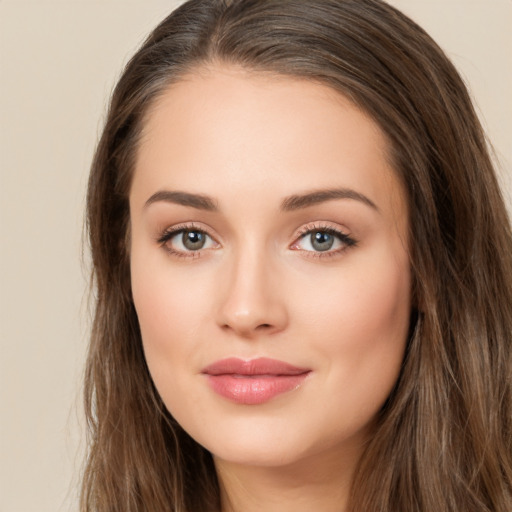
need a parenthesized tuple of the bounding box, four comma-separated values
(183, 231, 205, 250)
(312, 231, 334, 251)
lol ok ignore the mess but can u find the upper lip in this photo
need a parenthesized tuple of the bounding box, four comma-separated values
(202, 357, 310, 376)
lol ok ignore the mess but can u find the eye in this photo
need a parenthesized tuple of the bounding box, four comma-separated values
(291, 226, 356, 255)
(158, 226, 219, 256)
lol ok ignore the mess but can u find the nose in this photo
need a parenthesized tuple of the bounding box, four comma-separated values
(215, 247, 289, 338)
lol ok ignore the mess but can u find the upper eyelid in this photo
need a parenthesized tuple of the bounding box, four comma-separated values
(293, 221, 351, 238)
(290, 222, 357, 253)
(156, 221, 355, 247)
(157, 224, 219, 257)
(157, 222, 216, 242)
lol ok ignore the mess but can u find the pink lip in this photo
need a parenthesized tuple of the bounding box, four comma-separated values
(202, 357, 311, 405)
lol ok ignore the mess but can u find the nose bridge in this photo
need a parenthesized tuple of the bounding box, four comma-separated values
(217, 239, 287, 336)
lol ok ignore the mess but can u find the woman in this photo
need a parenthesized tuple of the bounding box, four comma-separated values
(82, 0, 512, 511)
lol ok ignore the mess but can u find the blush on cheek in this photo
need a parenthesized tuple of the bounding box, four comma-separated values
(316, 257, 410, 391)
(132, 262, 206, 364)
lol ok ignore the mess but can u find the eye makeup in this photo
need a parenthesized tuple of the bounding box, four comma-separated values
(156, 222, 219, 259)
(290, 222, 357, 259)
(155, 220, 357, 260)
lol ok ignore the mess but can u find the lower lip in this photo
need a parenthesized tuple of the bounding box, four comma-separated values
(205, 373, 309, 405)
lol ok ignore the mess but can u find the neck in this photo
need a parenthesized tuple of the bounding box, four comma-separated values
(215, 446, 360, 512)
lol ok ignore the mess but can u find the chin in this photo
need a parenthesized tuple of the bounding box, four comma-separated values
(211, 439, 311, 468)
(181, 414, 303, 466)
(188, 411, 366, 471)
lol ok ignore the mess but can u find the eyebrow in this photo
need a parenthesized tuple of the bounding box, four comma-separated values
(144, 187, 378, 212)
(144, 190, 218, 211)
(281, 188, 379, 212)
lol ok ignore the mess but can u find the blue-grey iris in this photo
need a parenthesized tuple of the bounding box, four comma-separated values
(312, 232, 334, 251)
(182, 231, 206, 250)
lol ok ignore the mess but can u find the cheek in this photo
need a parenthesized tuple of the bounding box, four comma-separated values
(130, 250, 213, 392)
(293, 246, 411, 405)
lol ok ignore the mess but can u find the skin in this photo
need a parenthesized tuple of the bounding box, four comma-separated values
(129, 65, 412, 512)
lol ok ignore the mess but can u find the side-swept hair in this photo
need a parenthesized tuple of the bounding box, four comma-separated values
(83, 1, 512, 510)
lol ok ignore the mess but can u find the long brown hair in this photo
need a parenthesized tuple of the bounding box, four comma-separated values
(82, 1, 512, 510)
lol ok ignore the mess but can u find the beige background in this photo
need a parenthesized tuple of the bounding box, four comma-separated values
(0, 1, 510, 511)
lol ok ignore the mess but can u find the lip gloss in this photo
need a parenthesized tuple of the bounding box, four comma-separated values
(202, 357, 311, 405)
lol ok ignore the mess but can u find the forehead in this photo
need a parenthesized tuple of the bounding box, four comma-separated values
(131, 65, 406, 223)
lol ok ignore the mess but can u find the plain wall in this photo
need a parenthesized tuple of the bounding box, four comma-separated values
(0, 1, 510, 511)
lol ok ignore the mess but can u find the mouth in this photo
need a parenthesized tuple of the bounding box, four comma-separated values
(201, 357, 311, 405)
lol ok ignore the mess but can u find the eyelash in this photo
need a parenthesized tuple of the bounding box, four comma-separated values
(157, 222, 213, 259)
(292, 223, 357, 259)
(156, 222, 357, 259)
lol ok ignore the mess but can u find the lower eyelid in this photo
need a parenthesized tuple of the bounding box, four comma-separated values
(157, 225, 222, 259)
(157, 223, 355, 258)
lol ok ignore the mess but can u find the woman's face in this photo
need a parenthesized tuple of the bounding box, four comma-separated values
(129, 66, 411, 469)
